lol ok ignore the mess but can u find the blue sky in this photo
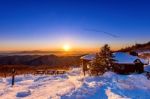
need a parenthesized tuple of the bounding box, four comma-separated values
(0, 0, 150, 51)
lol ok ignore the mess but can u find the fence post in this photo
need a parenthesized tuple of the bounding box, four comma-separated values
(12, 68, 16, 86)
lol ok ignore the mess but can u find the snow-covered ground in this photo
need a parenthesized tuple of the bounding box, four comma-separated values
(0, 67, 150, 99)
(138, 50, 150, 54)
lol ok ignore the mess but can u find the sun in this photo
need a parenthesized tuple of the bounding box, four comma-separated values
(63, 44, 71, 51)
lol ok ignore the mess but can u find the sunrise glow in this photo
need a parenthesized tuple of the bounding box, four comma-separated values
(63, 44, 71, 51)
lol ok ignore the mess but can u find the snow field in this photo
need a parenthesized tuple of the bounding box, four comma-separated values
(0, 67, 150, 99)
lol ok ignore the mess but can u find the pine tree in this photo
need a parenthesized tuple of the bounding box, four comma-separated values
(90, 44, 115, 75)
(100, 44, 115, 71)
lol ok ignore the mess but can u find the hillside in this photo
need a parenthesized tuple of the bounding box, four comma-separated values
(118, 41, 150, 52)
(0, 55, 80, 67)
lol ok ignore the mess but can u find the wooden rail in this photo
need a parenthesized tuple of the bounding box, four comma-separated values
(35, 70, 66, 75)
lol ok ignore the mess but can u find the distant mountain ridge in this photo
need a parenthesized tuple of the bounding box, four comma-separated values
(0, 50, 89, 56)
(118, 41, 150, 52)
(0, 55, 80, 67)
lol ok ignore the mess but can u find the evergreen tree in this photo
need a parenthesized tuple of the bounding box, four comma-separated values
(90, 44, 115, 75)
(100, 44, 115, 71)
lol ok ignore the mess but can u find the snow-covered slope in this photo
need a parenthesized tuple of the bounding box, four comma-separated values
(0, 68, 83, 99)
(0, 67, 150, 99)
(138, 50, 150, 54)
